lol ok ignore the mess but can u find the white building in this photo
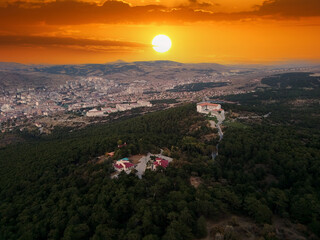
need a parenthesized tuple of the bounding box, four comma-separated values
(116, 104, 133, 112)
(197, 102, 226, 122)
(1, 104, 13, 112)
(196, 102, 225, 121)
(101, 107, 118, 113)
(86, 108, 106, 117)
(116, 101, 152, 112)
(137, 100, 152, 107)
(197, 102, 222, 113)
(127, 87, 143, 94)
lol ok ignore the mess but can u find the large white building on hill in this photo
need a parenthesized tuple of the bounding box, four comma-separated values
(197, 102, 225, 122)
(197, 102, 223, 114)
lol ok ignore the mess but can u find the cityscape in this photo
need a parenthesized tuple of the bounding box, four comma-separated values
(1, 61, 317, 133)
(1, 0, 320, 239)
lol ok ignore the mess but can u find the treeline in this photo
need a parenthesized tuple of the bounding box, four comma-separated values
(0, 104, 217, 240)
(220, 88, 320, 129)
(167, 82, 228, 92)
(261, 72, 320, 89)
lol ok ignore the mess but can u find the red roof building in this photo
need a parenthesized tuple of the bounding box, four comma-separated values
(198, 103, 220, 107)
(114, 161, 134, 171)
(197, 102, 224, 114)
(153, 158, 169, 169)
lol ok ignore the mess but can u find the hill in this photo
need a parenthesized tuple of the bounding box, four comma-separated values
(0, 72, 320, 239)
(0, 71, 53, 89)
(0, 61, 231, 89)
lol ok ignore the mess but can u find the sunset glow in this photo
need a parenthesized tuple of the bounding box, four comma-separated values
(0, 0, 319, 64)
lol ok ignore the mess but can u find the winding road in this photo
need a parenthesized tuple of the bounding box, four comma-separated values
(210, 116, 224, 160)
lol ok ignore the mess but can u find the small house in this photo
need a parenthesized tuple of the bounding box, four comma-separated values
(153, 158, 169, 170)
(114, 159, 134, 172)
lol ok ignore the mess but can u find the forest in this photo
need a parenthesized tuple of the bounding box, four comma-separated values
(167, 82, 228, 92)
(0, 72, 320, 239)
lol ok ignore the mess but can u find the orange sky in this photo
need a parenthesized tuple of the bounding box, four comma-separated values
(0, 0, 319, 64)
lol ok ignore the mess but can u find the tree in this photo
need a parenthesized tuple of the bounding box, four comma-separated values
(195, 216, 207, 238)
(142, 234, 160, 240)
(291, 194, 319, 224)
(244, 196, 273, 224)
(163, 220, 194, 240)
(62, 224, 90, 240)
(266, 188, 288, 216)
(91, 224, 117, 240)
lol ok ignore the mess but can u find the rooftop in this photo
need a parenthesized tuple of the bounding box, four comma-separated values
(114, 162, 134, 169)
(154, 158, 169, 168)
(197, 102, 219, 107)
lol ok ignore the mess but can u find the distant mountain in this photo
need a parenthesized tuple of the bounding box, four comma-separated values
(107, 59, 128, 65)
(0, 61, 234, 89)
(0, 63, 74, 89)
(28, 61, 228, 77)
(1, 61, 319, 90)
(0, 61, 230, 76)
(0, 62, 30, 71)
(0, 71, 51, 89)
(134, 60, 183, 66)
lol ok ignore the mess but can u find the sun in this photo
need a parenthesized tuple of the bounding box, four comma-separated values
(152, 34, 172, 53)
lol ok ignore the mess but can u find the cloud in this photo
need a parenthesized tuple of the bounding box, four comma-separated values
(0, 35, 149, 52)
(187, 0, 217, 9)
(0, 0, 241, 25)
(0, 0, 319, 27)
(257, 0, 320, 17)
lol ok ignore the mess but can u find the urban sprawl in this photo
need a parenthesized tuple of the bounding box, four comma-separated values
(0, 75, 249, 132)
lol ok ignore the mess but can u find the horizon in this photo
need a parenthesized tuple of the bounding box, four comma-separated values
(1, 59, 320, 67)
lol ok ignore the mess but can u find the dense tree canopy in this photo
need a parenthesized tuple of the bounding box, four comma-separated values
(1, 73, 320, 239)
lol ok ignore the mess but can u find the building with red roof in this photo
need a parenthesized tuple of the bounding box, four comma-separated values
(114, 160, 134, 171)
(152, 158, 169, 170)
(197, 102, 224, 115)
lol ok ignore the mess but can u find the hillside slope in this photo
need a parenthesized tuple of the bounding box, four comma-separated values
(1, 73, 320, 239)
